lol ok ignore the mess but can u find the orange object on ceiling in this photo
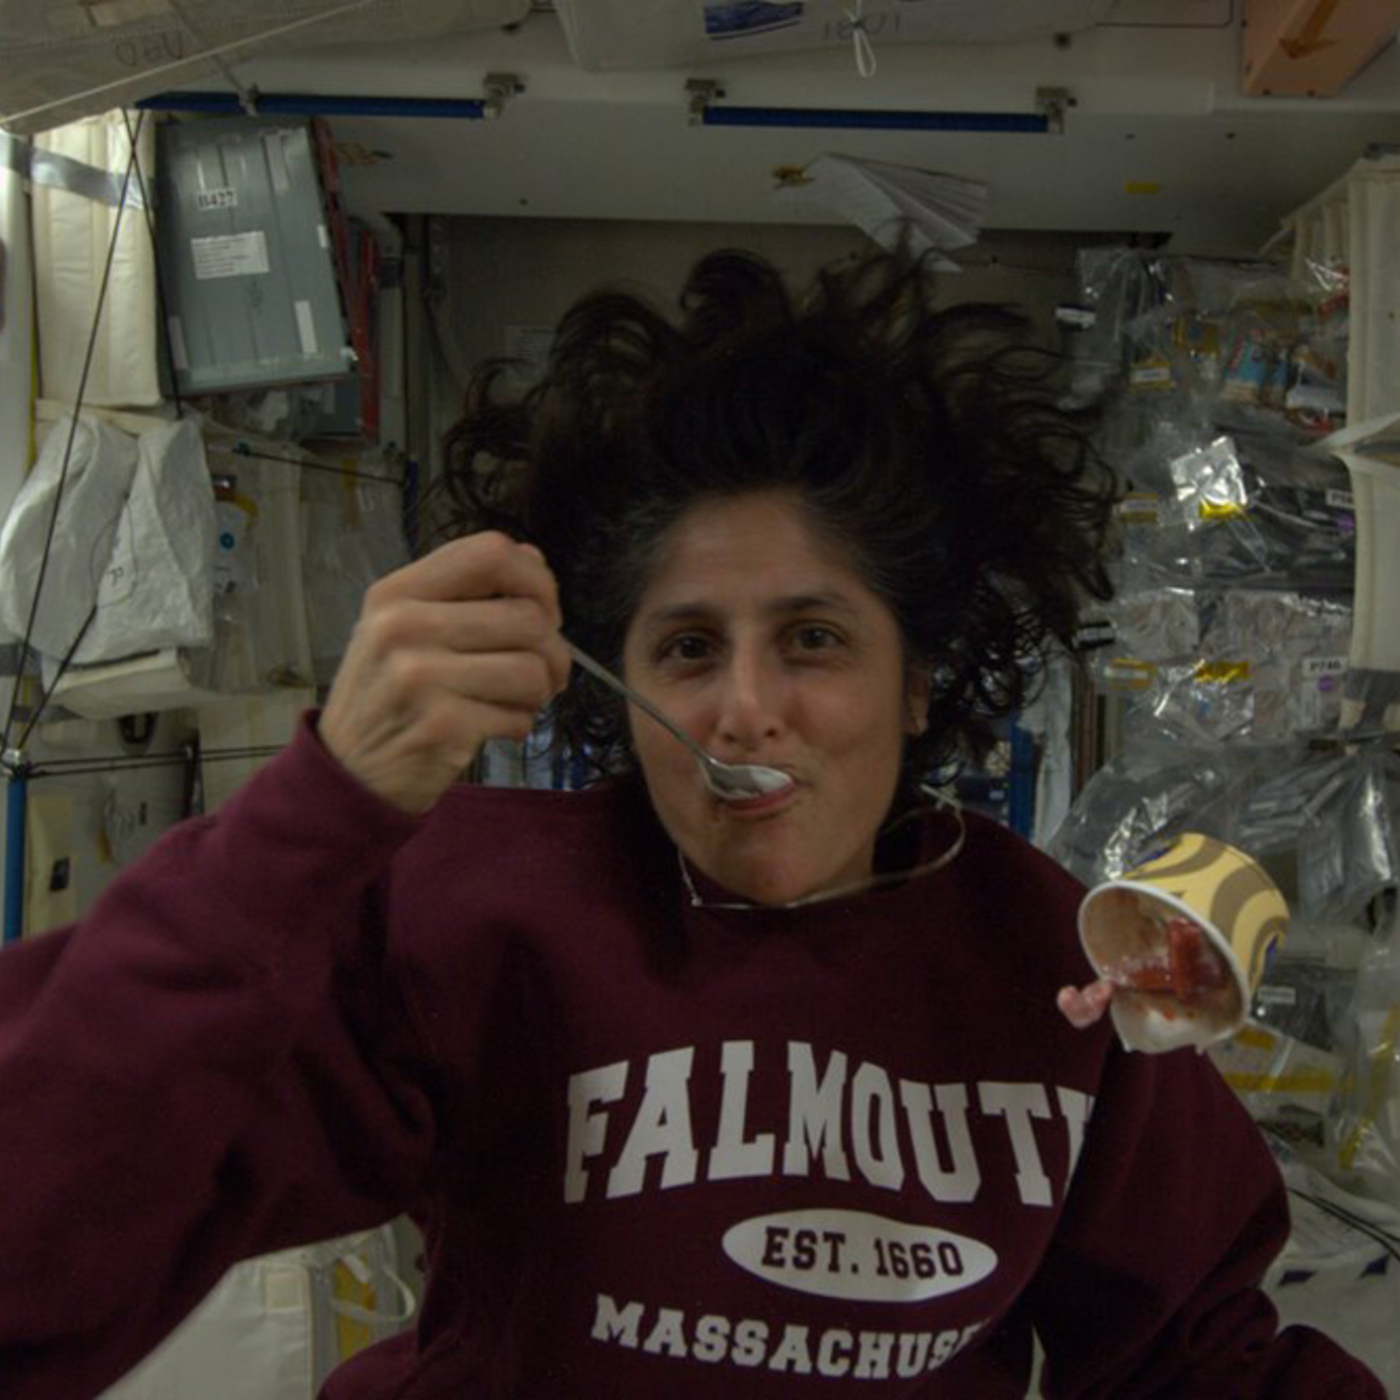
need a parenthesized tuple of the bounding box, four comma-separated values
(1242, 0, 1400, 96)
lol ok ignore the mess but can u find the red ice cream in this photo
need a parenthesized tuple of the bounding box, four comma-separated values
(1057, 902, 1239, 1043)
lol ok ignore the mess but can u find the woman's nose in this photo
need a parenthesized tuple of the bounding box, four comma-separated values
(713, 650, 784, 749)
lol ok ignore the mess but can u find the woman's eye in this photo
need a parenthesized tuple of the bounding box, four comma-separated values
(660, 634, 713, 663)
(793, 624, 842, 651)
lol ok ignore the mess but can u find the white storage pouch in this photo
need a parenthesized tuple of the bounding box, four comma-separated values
(32, 112, 161, 408)
(0, 413, 215, 669)
(100, 1226, 416, 1400)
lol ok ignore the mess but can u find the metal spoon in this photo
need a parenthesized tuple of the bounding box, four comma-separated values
(561, 638, 792, 802)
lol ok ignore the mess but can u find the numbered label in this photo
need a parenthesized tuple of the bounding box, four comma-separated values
(196, 187, 238, 212)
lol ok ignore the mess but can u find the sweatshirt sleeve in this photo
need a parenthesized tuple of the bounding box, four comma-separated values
(1026, 1041, 1385, 1399)
(0, 719, 438, 1400)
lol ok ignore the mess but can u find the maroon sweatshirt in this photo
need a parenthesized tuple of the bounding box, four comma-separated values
(0, 720, 1384, 1399)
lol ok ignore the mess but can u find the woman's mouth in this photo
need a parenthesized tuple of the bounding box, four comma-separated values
(717, 776, 799, 814)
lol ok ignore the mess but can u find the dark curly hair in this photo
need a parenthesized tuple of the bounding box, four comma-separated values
(435, 242, 1118, 797)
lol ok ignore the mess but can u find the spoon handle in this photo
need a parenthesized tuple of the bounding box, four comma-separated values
(561, 638, 710, 764)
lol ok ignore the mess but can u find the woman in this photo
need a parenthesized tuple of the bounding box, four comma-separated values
(0, 247, 1382, 1398)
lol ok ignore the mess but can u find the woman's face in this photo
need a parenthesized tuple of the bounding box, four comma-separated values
(621, 490, 928, 906)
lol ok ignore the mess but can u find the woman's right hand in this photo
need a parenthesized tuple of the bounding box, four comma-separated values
(318, 532, 571, 814)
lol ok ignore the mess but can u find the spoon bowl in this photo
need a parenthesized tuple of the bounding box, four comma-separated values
(561, 639, 791, 802)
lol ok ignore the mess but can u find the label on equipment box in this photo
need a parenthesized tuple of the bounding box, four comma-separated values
(191, 231, 271, 280)
(196, 187, 238, 212)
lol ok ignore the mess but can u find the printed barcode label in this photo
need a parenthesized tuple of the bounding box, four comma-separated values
(1303, 657, 1347, 679)
(1131, 363, 1172, 387)
(1117, 494, 1159, 525)
(1103, 660, 1156, 689)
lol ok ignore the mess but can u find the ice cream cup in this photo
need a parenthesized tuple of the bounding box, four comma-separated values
(1078, 832, 1288, 1053)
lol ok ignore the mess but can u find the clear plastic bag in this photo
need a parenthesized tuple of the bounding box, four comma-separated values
(1118, 427, 1355, 591)
(302, 457, 409, 685)
(1044, 738, 1248, 887)
(1067, 245, 1163, 403)
(1100, 586, 1202, 662)
(1170, 436, 1251, 530)
(1211, 1019, 1346, 1155)
(1332, 909, 1400, 1211)
(1202, 590, 1352, 742)
(201, 443, 314, 694)
(1230, 749, 1397, 926)
(1134, 658, 1256, 746)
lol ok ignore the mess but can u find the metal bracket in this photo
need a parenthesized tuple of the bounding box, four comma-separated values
(482, 72, 525, 119)
(235, 81, 262, 117)
(685, 78, 726, 125)
(1035, 86, 1076, 135)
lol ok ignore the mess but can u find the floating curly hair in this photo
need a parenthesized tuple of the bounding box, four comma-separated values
(435, 242, 1119, 796)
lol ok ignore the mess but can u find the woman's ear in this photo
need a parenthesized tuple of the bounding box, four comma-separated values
(903, 664, 932, 736)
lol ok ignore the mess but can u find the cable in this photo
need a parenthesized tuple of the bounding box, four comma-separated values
(120, 108, 185, 422)
(220, 441, 404, 486)
(20, 744, 285, 782)
(947, 250, 1094, 279)
(10, 605, 99, 758)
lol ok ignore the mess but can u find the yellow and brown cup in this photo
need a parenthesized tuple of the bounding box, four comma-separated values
(1078, 832, 1289, 1053)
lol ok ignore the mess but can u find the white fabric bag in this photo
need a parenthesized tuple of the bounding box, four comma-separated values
(0, 130, 35, 547)
(0, 413, 139, 657)
(1284, 156, 1400, 732)
(101, 1227, 416, 1400)
(1319, 413, 1400, 732)
(0, 413, 215, 668)
(32, 112, 161, 408)
(82, 417, 217, 665)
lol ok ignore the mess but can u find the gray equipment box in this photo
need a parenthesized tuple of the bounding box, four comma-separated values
(157, 116, 354, 395)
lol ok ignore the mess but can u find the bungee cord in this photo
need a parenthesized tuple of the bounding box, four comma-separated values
(120, 107, 185, 423)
